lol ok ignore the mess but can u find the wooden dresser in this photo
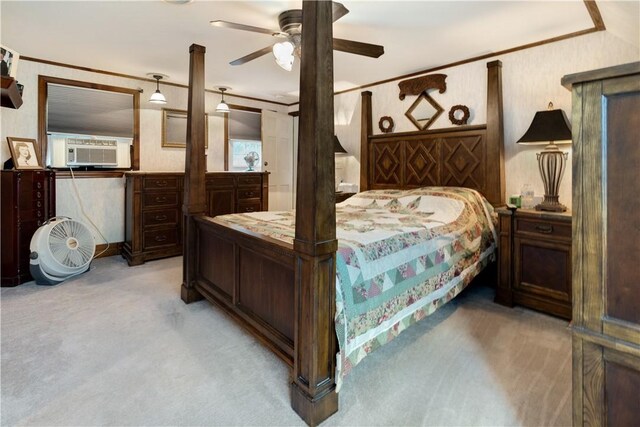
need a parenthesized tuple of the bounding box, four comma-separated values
(495, 208, 572, 319)
(563, 63, 640, 426)
(1, 170, 56, 286)
(123, 171, 268, 266)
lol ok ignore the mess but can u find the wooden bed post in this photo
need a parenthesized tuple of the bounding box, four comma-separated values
(359, 91, 372, 191)
(181, 44, 207, 304)
(486, 60, 505, 206)
(290, 1, 339, 425)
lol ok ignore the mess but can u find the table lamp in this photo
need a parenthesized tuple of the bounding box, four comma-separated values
(517, 102, 572, 212)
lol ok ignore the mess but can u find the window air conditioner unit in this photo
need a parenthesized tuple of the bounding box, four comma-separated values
(66, 138, 118, 167)
(47, 134, 131, 168)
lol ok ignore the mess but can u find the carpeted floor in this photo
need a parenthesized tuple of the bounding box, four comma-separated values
(1, 256, 572, 426)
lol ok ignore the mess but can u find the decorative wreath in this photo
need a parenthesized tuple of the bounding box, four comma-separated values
(448, 105, 470, 126)
(378, 116, 394, 133)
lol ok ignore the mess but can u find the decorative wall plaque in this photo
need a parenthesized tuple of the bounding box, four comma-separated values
(398, 74, 447, 100)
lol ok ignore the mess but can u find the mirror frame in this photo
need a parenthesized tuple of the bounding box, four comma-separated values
(405, 92, 444, 131)
(161, 108, 208, 148)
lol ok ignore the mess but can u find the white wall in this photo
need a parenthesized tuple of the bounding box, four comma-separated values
(334, 30, 639, 209)
(0, 60, 287, 243)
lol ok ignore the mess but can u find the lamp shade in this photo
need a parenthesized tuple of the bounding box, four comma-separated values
(149, 90, 167, 104)
(216, 100, 230, 113)
(334, 135, 347, 154)
(517, 109, 572, 145)
(273, 41, 295, 71)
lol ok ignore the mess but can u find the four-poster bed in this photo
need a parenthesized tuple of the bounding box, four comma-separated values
(181, 3, 504, 425)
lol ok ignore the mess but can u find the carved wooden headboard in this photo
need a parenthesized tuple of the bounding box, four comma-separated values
(360, 61, 505, 207)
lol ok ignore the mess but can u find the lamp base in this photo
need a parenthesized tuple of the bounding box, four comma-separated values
(535, 195, 567, 212)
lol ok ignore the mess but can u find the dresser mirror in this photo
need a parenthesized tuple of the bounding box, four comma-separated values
(162, 108, 208, 148)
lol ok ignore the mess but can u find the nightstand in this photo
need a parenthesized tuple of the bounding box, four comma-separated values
(335, 192, 356, 203)
(495, 208, 572, 319)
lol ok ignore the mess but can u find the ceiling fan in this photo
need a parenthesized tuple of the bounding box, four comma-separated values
(210, 2, 384, 71)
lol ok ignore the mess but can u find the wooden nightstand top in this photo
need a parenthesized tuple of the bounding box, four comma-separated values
(497, 207, 572, 222)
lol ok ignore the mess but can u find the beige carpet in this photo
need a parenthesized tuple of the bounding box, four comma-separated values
(1, 255, 571, 426)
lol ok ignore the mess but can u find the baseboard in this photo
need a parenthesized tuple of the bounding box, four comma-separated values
(94, 242, 123, 259)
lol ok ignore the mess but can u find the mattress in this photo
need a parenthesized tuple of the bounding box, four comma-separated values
(214, 187, 497, 390)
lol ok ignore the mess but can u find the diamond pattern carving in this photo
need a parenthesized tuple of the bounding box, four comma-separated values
(442, 136, 484, 189)
(369, 132, 487, 196)
(406, 140, 439, 187)
(373, 142, 401, 186)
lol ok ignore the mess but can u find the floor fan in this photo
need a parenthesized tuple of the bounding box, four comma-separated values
(29, 217, 95, 285)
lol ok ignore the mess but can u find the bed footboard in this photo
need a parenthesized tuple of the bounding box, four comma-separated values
(193, 216, 296, 364)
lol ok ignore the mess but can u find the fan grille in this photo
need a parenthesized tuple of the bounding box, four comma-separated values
(48, 220, 94, 268)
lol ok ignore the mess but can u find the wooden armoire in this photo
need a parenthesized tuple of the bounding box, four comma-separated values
(563, 62, 640, 426)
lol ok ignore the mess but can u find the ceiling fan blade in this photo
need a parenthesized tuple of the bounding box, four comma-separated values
(332, 2, 349, 22)
(333, 38, 384, 58)
(230, 45, 274, 66)
(210, 20, 281, 36)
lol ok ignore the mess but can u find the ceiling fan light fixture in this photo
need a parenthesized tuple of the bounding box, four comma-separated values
(149, 74, 167, 104)
(216, 87, 230, 113)
(273, 41, 295, 71)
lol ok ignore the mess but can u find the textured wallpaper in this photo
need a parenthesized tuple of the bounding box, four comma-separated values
(0, 60, 287, 243)
(334, 30, 639, 208)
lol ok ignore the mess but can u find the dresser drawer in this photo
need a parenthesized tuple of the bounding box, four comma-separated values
(237, 175, 261, 186)
(143, 208, 178, 227)
(237, 200, 261, 213)
(143, 192, 179, 209)
(143, 177, 179, 190)
(207, 177, 234, 188)
(143, 228, 179, 249)
(515, 218, 571, 240)
(237, 187, 261, 200)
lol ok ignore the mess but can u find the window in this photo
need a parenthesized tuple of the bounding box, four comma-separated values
(38, 76, 140, 175)
(223, 105, 261, 171)
(231, 139, 262, 171)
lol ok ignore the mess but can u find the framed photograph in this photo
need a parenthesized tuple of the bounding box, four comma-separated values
(7, 137, 42, 170)
(162, 108, 209, 148)
(0, 45, 20, 78)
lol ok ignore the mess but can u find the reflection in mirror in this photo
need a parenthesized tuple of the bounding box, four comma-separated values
(405, 92, 444, 131)
(162, 108, 208, 148)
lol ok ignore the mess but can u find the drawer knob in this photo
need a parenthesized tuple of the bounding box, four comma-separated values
(155, 235, 168, 242)
(154, 215, 168, 221)
(535, 225, 553, 234)
(246, 191, 254, 197)
(155, 180, 168, 187)
(37, 182, 42, 189)
(155, 196, 166, 203)
(36, 191, 42, 199)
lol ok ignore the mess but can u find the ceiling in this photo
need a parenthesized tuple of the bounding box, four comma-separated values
(1, 1, 638, 105)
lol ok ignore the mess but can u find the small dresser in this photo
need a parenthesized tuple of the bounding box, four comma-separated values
(495, 207, 572, 319)
(123, 171, 268, 266)
(1, 170, 56, 286)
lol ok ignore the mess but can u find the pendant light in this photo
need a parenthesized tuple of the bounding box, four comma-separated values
(149, 74, 167, 104)
(216, 87, 230, 114)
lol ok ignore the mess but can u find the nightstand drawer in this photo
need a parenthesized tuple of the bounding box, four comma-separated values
(515, 218, 571, 240)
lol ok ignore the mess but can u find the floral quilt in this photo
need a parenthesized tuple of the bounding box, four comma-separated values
(214, 187, 497, 390)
